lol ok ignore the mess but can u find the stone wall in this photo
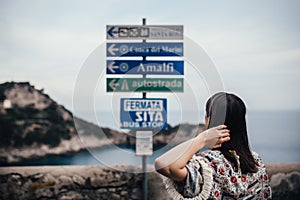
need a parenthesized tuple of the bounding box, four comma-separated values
(0, 166, 143, 200)
(265, 163, 300, 199)
(0, 163, 299, 200)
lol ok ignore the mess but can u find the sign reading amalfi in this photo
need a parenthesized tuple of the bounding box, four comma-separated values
(106, 60, 184, 75)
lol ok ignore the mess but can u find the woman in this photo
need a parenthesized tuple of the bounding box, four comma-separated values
(155, 92, 271, 199)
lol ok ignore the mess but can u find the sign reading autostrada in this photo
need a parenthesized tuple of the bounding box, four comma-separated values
(106, 60, 184, 75)
(107, 25, 183, 40)
(120, 98, 167, 130)
(107, 78, 183, 92)
(106, 42, 183, 57)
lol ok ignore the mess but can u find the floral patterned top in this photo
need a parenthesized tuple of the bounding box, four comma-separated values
(163, 150, 272, 200)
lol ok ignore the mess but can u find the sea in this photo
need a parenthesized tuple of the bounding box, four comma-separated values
(15, 110, 300, 166)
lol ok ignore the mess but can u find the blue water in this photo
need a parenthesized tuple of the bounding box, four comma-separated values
(247, 110, 300, 163)
(12, 145, 171, 166)
(10, 110, 300, 166)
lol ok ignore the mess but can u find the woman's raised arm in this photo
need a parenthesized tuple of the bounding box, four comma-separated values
(154, 125, 230, 182)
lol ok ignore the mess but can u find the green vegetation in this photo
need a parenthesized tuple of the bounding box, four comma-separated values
(0, 82, 75, 148)
(74, 117, 112, 139)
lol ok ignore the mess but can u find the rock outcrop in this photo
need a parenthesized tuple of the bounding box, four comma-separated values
(0, 82, 77, 164)
(0, 82, 204, 165)
(0, 82, 130, 164)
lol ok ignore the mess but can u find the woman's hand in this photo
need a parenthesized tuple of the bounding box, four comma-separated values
(155, 125, 230, 181)
(197, 125, 230, 148)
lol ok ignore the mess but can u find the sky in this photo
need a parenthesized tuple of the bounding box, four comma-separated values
(0, 0, 300, 112)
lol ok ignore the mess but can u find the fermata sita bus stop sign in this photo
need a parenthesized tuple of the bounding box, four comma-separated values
(120, 98, 167, 130)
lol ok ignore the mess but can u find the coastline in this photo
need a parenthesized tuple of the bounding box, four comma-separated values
(0, 135, 112, 165)
(1, 122, 203, 165)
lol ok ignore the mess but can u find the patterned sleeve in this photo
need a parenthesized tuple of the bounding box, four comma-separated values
(162, 156, 213, 200)
(182, 157, 203, 197)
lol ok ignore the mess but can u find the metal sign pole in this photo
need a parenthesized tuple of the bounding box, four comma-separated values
(142, 17, 148, 200)
(106, 20, 183, 200)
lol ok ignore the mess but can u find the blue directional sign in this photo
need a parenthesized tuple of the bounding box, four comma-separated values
(106, 42, 183, 57)
(120, 98, 167, 130)
(106, 60, 184, 75)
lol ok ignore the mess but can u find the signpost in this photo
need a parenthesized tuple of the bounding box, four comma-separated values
(107, 25, 183, 40)
(105, 19, 184, 200)
(107, 60, 184, 75)
(120, 98, 167, 130)
(106, 42, 183, 57)
(106, 78, 184, 92)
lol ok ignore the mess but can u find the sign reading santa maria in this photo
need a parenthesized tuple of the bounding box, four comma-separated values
(120, 98, 167, 130)
(107, 25, 183, 40)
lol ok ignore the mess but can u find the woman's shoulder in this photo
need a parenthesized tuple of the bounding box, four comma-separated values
(198, 149, 264, 159)
(251, 151, 267, 168)
(196, 149, 227, 164)
(196, 150, 266, 167)
(251, 150, 261, 159)
(198, 149, 225, 159)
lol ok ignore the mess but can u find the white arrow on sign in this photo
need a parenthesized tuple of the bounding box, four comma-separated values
(108, 62, 119, 73)
(108, 44, 119, 56)
(108, 79, 119, 90)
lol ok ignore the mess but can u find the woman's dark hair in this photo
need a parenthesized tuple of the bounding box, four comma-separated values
(205, 92, 258, 174)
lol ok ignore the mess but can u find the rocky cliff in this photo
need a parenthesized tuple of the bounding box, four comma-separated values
(0, 82, 75, 148)
(0, 82, 125, 164)
(0, 82, 81, 164)
(0, 82, 203, 165)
